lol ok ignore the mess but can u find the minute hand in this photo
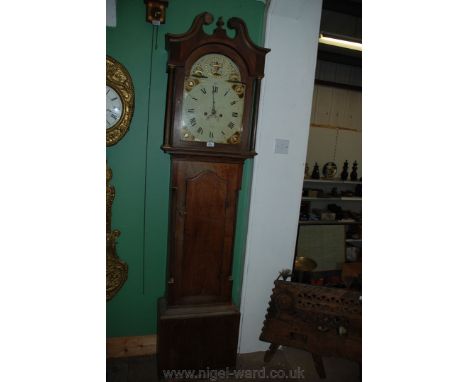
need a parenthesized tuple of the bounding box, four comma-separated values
(211, 88, 216, 114)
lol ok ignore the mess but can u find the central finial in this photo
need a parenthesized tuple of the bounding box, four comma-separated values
(216, 17, 225, 30)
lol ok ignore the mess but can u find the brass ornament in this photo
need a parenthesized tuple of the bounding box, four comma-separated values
(184, 78, 199, 92)
(228, 72, 240, 82)
(233, 83, 245, 97)
(294, 256, 317, 272)
(182, 128, 195, 141)
(210, 59, 223, 76)
(106, 55, 135, 146)
(191, 65, 207, 78)
(227, 131, 241, 145)
(106, 163, 128, 300)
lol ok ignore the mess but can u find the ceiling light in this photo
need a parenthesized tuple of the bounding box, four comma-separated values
(319, 33, 362, 51)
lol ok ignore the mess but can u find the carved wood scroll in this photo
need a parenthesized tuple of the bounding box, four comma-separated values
(106, 163, 128, 301)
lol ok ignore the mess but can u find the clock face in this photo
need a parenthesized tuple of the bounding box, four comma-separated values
(180, 54, 245, 144)
(106, 85, 123, 129)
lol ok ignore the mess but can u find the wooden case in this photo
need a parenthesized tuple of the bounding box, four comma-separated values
(158, 299, 240, 374)
(157, 12, 269, 376)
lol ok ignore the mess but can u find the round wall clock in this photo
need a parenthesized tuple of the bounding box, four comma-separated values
(106, 55, 135, 146)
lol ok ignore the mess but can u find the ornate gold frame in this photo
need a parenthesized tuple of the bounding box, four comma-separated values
(107, 163, 128, 300)
(106, 55, 135, 146)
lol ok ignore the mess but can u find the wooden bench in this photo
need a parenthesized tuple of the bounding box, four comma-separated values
(260, 280, 361, 379)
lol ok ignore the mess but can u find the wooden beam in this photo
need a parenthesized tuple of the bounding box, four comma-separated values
(106, 335, 157, 359)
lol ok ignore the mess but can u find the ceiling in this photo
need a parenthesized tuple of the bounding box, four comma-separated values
(318, 0, 362, 68)
(323, 0, 362, 19)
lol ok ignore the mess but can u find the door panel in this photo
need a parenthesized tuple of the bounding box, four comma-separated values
(168, 158, 243, 305)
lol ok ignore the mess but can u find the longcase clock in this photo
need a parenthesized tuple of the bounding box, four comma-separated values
(157, 12, 269, 373)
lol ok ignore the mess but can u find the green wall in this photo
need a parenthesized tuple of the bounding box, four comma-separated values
(107, 0, 266, 337)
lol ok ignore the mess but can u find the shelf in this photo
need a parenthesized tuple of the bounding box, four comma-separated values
(299, 220, 361, 226)
(345, 239, 362, 243)
(304, 178, 361, 185)
(302, 196, 362, 201)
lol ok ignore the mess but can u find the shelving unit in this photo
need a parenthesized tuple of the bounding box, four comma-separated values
(302, 196, 361, 201)
(345, 239, 362, 243)
(298, 177, 362, 264)
(299, 220, 360, 226)
(304, 179, 361, 185)
(301, 177, 362, 213)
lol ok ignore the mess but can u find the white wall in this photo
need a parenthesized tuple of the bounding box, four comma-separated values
(238, 0, 323, 353)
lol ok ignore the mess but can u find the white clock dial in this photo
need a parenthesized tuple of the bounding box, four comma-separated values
(106, 85, 123, 129)
(180, 54, 245, 144)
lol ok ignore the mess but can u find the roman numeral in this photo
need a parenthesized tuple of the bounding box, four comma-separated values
(221, 131, 226, 135)
(228, 122, 235, 129)
(111, 114, 118, 120)
(190, 118, 197, 126)
(111, 97, 118, 101)
(232, 112, 238, 117)
(212, 85, 218, 93)
(230, 101, 236, 106)
(197, 127, 203, 134)
(224, 90, 230, 96)
(187, 108, 195, 113)
(201, 88, 207, 94)
(191, 96, 198, 101)
(209, 131, 214, 138)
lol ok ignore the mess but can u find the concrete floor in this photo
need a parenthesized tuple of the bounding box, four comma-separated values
(107, 347, 361, 382)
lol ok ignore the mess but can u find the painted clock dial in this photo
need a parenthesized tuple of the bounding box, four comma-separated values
(180, 54, 245, 144)
(106, 55, 135, 146)
(106, 85, 123, 129)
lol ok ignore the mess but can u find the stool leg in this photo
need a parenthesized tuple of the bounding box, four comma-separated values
(312, 354, 326, 379)
(264, 343, 279, 363)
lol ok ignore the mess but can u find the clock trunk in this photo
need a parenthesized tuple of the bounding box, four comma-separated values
(167, 156, 243, 305)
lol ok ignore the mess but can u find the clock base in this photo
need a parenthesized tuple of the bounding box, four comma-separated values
(157, 298, 240, 376)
